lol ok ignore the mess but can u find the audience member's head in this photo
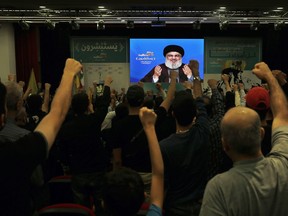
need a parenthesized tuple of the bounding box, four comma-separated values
(111, 102, 129, 125)
(102, 167, 145, 216)
(143, 96, 155, 109)
(0, 82, 7, 130)
(245, 86, 270, 121)
(172, 90, 196, 126)
(5, 81, 23, 112)
(154, 96, 163, 111)
(202, 95, 213, 116)
(26, 94, 43, 114)
(126, 85, 145, 107)
(71, 92, 89, 115)
(115, 103, 129, 119)
(221, 107, 262, 158)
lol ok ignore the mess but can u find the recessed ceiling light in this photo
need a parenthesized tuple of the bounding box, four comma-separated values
(277, 7, 283, 10)
(219, 7, 226, 10)
(98, 6, 105, 9)
(39, 6, 46, 9)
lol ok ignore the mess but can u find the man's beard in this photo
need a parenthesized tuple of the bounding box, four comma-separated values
(165, 59, 182, 69)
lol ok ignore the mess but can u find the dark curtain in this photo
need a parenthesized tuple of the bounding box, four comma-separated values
(14, 25, 40, 86)
(262, 27, 288, 72)
(39, 23, 71, 93)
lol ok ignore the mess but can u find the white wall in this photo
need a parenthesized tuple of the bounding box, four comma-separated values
(83, 62, 130, 92)
(0, 23, 16, 83)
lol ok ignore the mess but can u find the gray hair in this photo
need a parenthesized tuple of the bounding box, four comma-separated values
(5, 81, 23, 111)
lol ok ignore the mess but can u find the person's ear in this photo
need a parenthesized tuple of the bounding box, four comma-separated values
(260, 127, 265, 141)
(222, 137, 230, 153)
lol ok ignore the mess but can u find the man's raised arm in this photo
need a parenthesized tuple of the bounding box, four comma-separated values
(189, 60, 202, 98)
(159, 70, 177, 112)
(139, 107, 164, 210)
(35, 58, 82, 150)
(252, 62, 288, 130)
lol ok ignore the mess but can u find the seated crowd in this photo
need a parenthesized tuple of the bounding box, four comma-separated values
(1, 58, 288, 216)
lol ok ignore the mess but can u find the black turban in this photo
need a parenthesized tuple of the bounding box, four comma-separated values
(163, 45, 184, 57)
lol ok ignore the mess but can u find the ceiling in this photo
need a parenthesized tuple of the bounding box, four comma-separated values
(0, 0, 288, 25)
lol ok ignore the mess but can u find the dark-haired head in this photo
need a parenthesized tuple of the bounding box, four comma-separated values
(172, 90, 196, 126)
(102, 167, 145, 216)
(26, 94, 43, 114)
(71, 92, 89, 115)
(126, 85, 145, 107)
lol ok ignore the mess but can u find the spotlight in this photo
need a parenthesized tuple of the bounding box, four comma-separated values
(71, 20, 80, 30)
(250, 21, 260, 31)
(126, 20, 134, 29)
(45, 20, 56, 30)
(19, 20, 30, 30)
(97, 20, 105, 30)
(274, 21, 285, 31)
(192, 20, 201, 30)
(219, 20, 229, 30)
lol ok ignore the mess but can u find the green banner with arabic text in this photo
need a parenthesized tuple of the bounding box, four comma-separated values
(71, 37, 128, 63)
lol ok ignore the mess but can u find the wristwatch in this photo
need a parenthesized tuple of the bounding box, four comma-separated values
(193, 76, 200, 81)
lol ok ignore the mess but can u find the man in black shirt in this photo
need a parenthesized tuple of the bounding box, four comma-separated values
(159, 60, 209, 216)
(112, 71, 177, 194)
(57, 75, 112, 214)
(0, 58, 82, 216)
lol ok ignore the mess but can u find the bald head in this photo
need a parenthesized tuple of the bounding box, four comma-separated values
(222, 107, 260, 129)
(221, 107, 262, 156)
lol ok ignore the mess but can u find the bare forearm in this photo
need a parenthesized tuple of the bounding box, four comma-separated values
(35, 74, 74, 150)
(51, 74, 74, 120)
(266, 74, 288, 120)
(193, 79, 202, 98)
(166, 78, 176, 101)
(160, 77, 176, 111)
(144, 126, 163, 176)
(42, 88, 50, 113)
(234, 91, 240, 107)
(23, 88, 31, 101)
(144, 125, 164, 208)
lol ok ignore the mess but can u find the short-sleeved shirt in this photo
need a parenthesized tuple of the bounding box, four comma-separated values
(200, 126, 288, 216)
(160, 98, 210, 208)
(0, 132, 48, 216)
(146, 204, 162, 216)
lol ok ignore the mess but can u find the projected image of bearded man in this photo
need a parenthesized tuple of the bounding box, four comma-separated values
(141, 45, 193, 83)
